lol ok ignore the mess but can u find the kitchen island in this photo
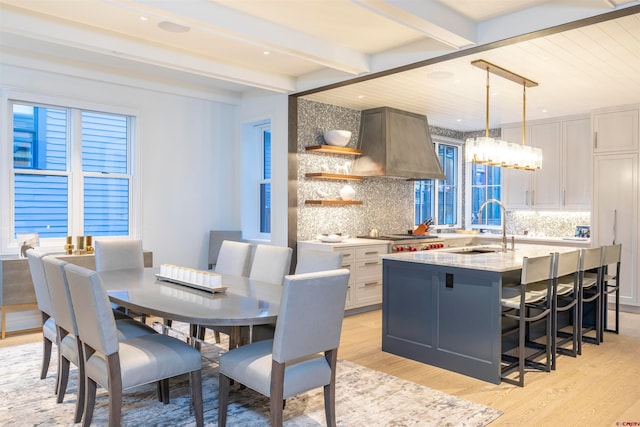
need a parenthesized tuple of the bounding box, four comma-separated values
(380, 244, 582, 384)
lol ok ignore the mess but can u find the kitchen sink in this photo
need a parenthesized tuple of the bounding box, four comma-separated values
(446, 246, 502, 255)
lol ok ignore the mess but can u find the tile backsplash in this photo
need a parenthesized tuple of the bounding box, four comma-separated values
(296, 99, 590, 241)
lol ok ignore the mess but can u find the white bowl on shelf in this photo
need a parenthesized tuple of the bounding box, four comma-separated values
(323, 130, 352, 147)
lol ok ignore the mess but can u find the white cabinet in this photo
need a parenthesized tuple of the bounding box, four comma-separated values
(503, 122, 561, 209)
(593, 154, 639, 307)
(296, 241, 387, 310)
(503, 116, 591, 210)
(593, 107, 639, 153)
(562, 118, 591, 209)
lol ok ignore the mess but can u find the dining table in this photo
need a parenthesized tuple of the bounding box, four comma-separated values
(99, 267, 283, 348)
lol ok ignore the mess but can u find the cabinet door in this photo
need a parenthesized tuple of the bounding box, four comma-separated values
(562, 118, 591, 209)
(593, 108, 639, 153)
(593, 154, 639, 306)
(530, 122, 561, 209)
(502, 125, 532, 209)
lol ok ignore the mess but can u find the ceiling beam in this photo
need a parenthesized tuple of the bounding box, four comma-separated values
(350, 0, 476, 49)
(109, 0, 370, 75)
(0, 6, 297, 93)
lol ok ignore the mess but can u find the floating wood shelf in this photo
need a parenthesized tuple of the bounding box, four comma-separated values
(305, 172, 362, 181)
(305, 200, 363, 205)
(305, 145, 362, 155)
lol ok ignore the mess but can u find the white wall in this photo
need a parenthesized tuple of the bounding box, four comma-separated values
(238, 90, 289, 247)
(1, 63, 241, 270)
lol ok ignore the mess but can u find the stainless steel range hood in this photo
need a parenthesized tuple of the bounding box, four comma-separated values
(353, 107, 446, 180)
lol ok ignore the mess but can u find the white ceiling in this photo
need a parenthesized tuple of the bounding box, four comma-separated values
(1, 0, 639, 130)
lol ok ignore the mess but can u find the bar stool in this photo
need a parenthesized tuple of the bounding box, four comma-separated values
(551, 250, 581, 369)
(600, 243, 622, 339)
(501, 253, 554, 387)
(576, 247, 603, 354)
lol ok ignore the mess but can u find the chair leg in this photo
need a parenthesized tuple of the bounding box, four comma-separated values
(74, 344, 86, 424)
(107, 353, 123, 427)
(190, 370, 204, 427)
(41, 336, 53, 380)
(57, 356, 70, 403)
(83, 377, 97, 427)
(518, 311, 525, 387)
(214, 331, 221, 344)
(218, 373, 230, 427)
(270, 361, 285, 427)
(324, 349, 338, 427)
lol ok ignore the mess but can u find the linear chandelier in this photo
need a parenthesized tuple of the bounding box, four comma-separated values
(465, 60, 543, 171)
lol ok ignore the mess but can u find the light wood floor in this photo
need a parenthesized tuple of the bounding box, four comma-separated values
(3, 310, 639, 425)
(338, 309, 640, 426)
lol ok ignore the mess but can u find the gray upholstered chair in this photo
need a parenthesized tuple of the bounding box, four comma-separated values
(249, 244, 293, 285)
(214, 240, 253, 276)
(218, 268, 350, 427)
(94, 238, 147, 322)
(199, 240, 254, 345)
(501, 253, 554, 387)
(208, 230, 243, 270)
(43, 256, 157, 423)
(26, 249, 57, 381)
(64, 263, 204, 427)
(294, 249, 343, 274)
(94, 239, 144, 271)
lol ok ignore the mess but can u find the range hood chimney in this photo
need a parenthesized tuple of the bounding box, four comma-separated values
(353, 107, 446, 180)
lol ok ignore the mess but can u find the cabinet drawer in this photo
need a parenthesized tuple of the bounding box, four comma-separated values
(340, 260, 356, 284)
(335, 248, 355, 263)
(355, 280, 382, 306)
(355, 258, 382, 280)
(345, 284, 355, 308)
(355, 245, 387, 260)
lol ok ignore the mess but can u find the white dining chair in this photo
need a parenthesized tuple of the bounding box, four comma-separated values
(43, 256, 158, 423)
(218, 268, 350, 427)
(249, 244, 293, 285)
(94, 239, 147, 322)
(208, 230, 243, 270)
(214, 240, 253, 276)
(64, 263, 204, 427)
(25, 249, 57, 382)
(294, 249, 343, 274)
(197, 240, 254, 345)
(94, 239, 144, 271)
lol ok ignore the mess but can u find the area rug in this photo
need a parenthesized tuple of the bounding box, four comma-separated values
(0, 329, 502, 426)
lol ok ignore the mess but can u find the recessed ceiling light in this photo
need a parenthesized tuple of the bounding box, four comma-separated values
(140, 16, 148, 21)
(263, 51, 270, 55)
(456, 118, 462, 122)
(357, 95, 365, 99)
(541, 108, 548, 113)
(158, 21, 190, 33)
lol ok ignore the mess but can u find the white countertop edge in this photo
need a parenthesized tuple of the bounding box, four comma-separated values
(298, 238, 391, 247)
(381, 243, 583, 273)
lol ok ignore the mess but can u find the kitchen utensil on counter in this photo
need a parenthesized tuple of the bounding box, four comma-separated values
(368, 227, 380, 238)
(413, 218, 432, 235)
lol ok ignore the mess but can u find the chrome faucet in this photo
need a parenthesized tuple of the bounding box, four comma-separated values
(477, 199, 510, 252)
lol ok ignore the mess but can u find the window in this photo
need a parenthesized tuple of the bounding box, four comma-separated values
(10, 101, 134, 242)
(259, 124, 271, 234)
(469, 164, 502, 226)
(414, 138, 461, 227)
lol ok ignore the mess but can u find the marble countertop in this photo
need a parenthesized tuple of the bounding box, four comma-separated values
(298, 238, 390, 247)
(380, 243, 580, 273)
(436, 233, 591, 247)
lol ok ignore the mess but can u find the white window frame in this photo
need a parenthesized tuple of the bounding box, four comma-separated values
(415, 136, 463, 229)
(464, 161, 503, 231)
(0, 89, 141, 255)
